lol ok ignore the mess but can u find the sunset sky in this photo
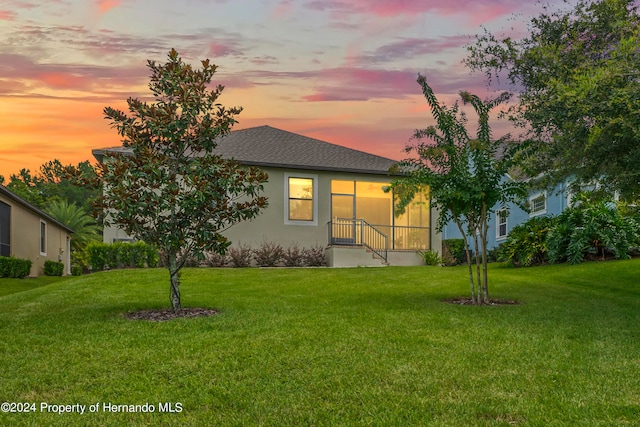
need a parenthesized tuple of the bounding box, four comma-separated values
(0, 0, 573, 179)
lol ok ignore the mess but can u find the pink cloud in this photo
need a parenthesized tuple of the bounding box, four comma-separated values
(0, 53, 148, 97)
(37, 72, 91, 90)
(208, 42, 243, 58)
(0, 10, 15, 20)
(306, 0, 518, 22)
(271, 0, 294, 19)
(299, 66, 495, 102)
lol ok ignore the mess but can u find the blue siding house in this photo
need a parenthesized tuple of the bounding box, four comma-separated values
(440, 178, 573, 250)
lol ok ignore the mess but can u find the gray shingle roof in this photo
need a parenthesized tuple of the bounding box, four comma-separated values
(93, 125, 398, 175)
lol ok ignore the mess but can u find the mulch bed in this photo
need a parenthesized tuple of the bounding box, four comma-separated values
(125, 307, 219, 322)
(442, 297, 521, 306)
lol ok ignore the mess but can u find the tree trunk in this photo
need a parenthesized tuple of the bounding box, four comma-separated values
(472, 229, 482, 305)
(168, 251, 181, 311)
(480, 205, 489, 304)
(454, 218, 475, 302)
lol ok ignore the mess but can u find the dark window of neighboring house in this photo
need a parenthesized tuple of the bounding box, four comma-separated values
(0, 201, 10, 257)
(40, 220, 47, 255)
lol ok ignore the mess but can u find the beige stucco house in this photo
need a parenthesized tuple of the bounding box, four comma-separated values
(0, 186, 73, 276)
(93, 126, 439, 266)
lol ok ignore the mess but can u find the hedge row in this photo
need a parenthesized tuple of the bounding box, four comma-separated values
(183, 242, 328, 268)
(86, 241, 159, 271)
(0, 256, 32, 278)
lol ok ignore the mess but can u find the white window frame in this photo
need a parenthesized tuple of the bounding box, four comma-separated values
(529, 192, 547, 216)
(496, 209, 508, 241)
(40, 219, 47, 256)
(284, 172, 318, 226)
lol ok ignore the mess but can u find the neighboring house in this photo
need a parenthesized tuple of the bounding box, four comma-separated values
(0, 186, 73, 276)
(93, 125, 436, 266)
(441, 177, 573, 250)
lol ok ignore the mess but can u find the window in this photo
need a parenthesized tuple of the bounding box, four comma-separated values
(496, 209, 508, 240)
(40, 220, 47, 255)
(530, 193, 547, 216)
(285, 173, 318, 226)
(0, 201, 10, 257)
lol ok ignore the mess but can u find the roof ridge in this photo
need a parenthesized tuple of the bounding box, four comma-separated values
(230, 125, 396, 162)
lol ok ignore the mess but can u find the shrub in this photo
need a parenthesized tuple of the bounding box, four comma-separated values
(71, 249, 89, 274)
(108, 242, 132, 268)
(71, 265, 83, 276)
(0, 256, 32, 278)
(130, 241, 148, 268)
(204, 251, 227, 267)
(283, 244, 304, 267)
(87, 242, 109, 271)
(227, 243, 253, 267)
(498, 216, 555, 267)
(419, 249, 442, 266)
(146, 245, 159, 268)
(302, 244, 327, 267)
(44, 260, 64, 276)
(442, 239, 466, 266)
(253, 241, 284, 267)
(547, 194, 639, 264)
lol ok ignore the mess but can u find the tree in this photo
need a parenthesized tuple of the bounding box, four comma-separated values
(99, 49, 268, 311)
(389, 75, 525, 304)
(0, 160, 100, 212)
(466, 0, 640, 199)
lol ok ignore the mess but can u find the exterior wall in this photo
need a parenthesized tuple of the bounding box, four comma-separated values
(441, 181, 570, 251)
(101, 166, 431, 266)
(0, 193, 71, 276)
(223, 167, 395, 250)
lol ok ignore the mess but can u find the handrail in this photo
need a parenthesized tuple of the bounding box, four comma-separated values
(360, 218, 388, 262)
(328, 218, 388, 262)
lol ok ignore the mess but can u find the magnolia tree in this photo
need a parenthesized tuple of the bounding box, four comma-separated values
(390, 75, 525, 304)
(100, 49, 268, 311)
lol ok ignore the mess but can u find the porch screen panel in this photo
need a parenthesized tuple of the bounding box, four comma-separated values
(355, 181, 391, 226)
(331, 194, 354, 219)
(0, 201, 9, 257)
(331, 180, 354, 195)
(393, 187, 430, 250)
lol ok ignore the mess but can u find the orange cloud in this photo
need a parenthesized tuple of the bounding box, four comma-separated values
(97, 0, 120, 14)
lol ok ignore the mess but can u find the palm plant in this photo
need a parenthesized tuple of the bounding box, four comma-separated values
(45, 200, 101, 252)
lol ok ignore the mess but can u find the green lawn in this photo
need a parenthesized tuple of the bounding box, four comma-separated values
(0, 261, 639, 426)
(0, 275, 73, 297)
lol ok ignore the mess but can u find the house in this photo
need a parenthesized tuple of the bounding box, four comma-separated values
(93, 125, 437, 266)
(0, 185, 73, 276)
(441, 178, 573, 250)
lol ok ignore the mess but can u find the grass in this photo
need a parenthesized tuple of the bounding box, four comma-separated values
(0, 275, 73, 297)
(0, 260, 639, 426)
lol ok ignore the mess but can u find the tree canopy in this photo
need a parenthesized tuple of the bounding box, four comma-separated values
(466, 0, 640, 199)
(99, 49, 268, 311)
(0, 160, 100, 212)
